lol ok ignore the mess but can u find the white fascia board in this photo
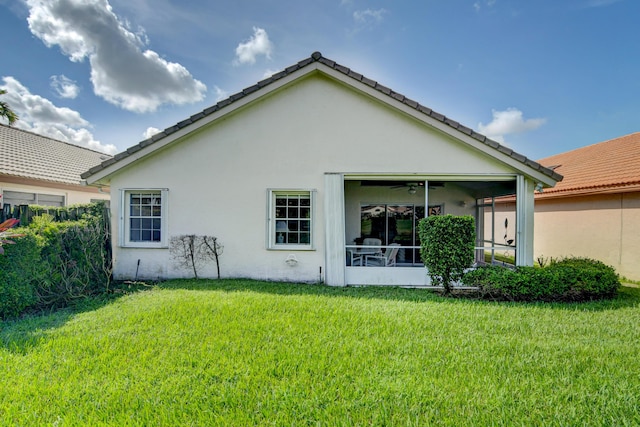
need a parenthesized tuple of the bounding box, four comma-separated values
(343, 173, 518, 181)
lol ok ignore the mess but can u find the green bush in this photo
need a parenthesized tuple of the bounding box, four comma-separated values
(463, 257, 620, 302)
(547, 257, 619, 300)
(418, 215, 475, 294)
(32, 215, 112, 309)
(0, 231, 42, 319)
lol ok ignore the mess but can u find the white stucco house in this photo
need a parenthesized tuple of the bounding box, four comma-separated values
(82, 52, 561, 286)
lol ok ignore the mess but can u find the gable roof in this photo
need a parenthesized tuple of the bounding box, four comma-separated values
(0, 124, 112, 186)
(82, 51, 562, 185)
(536, 132, 640, 198)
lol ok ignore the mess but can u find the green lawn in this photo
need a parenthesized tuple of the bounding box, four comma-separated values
(1, 280, 639, 426)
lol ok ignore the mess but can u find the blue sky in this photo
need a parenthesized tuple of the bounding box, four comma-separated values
(1, 0, 637, 159)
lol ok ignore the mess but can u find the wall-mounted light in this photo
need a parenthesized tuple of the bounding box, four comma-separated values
(535, 183, 544, 193)
(408, 184, 417, 195)
(285, 254, 298, 266)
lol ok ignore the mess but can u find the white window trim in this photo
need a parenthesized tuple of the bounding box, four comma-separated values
(119, 188, 169, 248)
(267, 189, 316, 250)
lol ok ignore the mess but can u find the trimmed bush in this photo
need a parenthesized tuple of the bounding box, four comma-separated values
(33, 216, 112, 309)
(463, 257, 620, 302)
(0, 231, 42, 319)
(418, 215, 475, 294)
(547, 257, 619, 300)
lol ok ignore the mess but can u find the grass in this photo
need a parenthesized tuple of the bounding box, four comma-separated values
(1, 280, 639, 426)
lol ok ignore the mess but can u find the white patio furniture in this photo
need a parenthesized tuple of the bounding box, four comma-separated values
(365, 243, 401, 267)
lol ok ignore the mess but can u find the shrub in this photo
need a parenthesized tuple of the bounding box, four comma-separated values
(0, 231, 42, 319)
(418, 215, 475, 294)
(547, 257, 619, 300)
(463, 257, 620, 302)
(31, 214, 112, 309)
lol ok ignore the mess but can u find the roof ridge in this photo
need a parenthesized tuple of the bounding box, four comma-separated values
(82, 51, 561, 182)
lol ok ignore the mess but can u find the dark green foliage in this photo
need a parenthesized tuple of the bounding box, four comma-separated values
(0, 202, 112, 318)
(0, 232, 41, 319)
(32, 215, 112, 309)
(3, 201, 109, 227)
(418, 215, 475, 294)
(463, 257, 620, 302)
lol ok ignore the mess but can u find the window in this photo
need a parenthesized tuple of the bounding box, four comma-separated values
(2, 190, 65, 207)
(268, 190, 314, 249)
(360, 204, 445, 265)
(120, 189, 168, 247)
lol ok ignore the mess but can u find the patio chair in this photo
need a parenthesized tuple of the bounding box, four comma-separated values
(362, 238, 382, 248)
(365, 243, 401, 267)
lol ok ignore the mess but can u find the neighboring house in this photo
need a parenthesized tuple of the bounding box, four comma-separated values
(492, 132, 640, 280)
(82, 52, 561, 286)
(534, 133, 640, 280)
(0, 124, 111, 213)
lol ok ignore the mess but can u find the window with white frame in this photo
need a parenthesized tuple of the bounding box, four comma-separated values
(120, 189, 168, 247)
(268, 190, 314, 249)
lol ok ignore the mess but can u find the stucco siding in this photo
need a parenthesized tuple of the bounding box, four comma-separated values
(109, 74, 536, 281)
(534, 192, 640, 280)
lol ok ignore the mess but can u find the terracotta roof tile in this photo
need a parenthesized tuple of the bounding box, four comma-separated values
(537, 132, 640, 197)
(0, 124, 112, 186)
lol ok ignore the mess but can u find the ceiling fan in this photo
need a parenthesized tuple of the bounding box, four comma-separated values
(390, 182, 423, 194)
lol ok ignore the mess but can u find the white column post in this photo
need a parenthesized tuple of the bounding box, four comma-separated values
(324, 173, 346, 286)
(516, 175, 535, 266)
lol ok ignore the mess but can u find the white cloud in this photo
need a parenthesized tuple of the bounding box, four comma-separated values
(143, 126, 161, 140)
(0, 76, 116, 154)
(25, 0, 206, 113)
(50, 75, 80, 99)
(213, 86, 229, 102)
(477, 108, 546, 143)
(474, 0, 497, 12)
(262, 69, 280, 79)
(353, 8, 387, 25)
(234, 27, 273, 66)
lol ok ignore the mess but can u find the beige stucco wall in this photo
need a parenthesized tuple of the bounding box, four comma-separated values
(490, 191, 640, 280)
(534, 192, 640, 281)
(107, 73, 529, 281)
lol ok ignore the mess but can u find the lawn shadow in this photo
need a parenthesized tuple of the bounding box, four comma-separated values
(0, 282, 151, 355)
(155, 278, 640, 312)
(3, 280, 637, 354)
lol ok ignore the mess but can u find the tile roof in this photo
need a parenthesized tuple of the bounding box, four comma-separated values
(0, 124, 112, 186)
(82, 51, 562, 183)
(536, 132, 640, 197)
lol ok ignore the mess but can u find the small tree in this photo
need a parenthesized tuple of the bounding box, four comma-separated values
(418, 215, 475, 294)
(0, 89, 19, 126)
(170, 235, 223, 279)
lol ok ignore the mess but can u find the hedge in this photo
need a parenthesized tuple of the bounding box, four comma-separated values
(0, 203, 112, 318)
(0, 232, 41, 319)
(463, 257, 620, 302)
(418, 215, 475, 294)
